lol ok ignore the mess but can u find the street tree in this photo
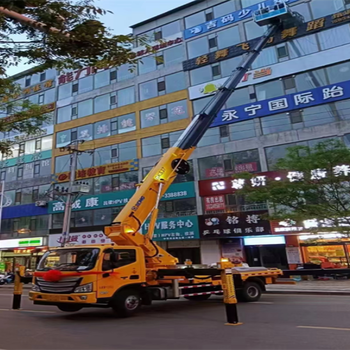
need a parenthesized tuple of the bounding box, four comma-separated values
(0, 0, 137, 155)
(236, 139, 350, 234)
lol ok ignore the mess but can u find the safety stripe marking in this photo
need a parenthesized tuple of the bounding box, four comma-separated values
(182, 290, 222, 297)
(179, 284, 213, 289)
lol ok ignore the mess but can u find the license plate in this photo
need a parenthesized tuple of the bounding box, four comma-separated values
(46, 295, 61, 302)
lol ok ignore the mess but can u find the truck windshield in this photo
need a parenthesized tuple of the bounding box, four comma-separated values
(37, 248, 100, 271)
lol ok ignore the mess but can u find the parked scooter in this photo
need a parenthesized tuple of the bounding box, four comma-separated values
(0, 272, 15, 285)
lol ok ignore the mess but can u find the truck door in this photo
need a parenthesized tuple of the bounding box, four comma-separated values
(96, 248, 143, 300)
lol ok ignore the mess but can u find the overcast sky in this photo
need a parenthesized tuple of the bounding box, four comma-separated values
(7, 0, 191, 76)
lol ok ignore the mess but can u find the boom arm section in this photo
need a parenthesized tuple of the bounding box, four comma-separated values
(104, 7, 297, 266)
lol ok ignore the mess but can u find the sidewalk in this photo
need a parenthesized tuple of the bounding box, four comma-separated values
(267, 279, 350, 295)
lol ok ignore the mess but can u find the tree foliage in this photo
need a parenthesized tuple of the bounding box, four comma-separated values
(236, 140, 350, 234)
(0, 0, 137, 155)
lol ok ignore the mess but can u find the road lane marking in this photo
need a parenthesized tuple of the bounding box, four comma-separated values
(0, 308, 56, 314)
(298, 326, 350, 331)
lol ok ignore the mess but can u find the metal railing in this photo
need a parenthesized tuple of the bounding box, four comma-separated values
(204, 203, 268, 215)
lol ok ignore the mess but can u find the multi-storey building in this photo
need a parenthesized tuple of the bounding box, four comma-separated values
(1, 0, 350, 271)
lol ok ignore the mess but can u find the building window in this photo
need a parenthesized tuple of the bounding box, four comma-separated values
(72, 83, 79, 93)
(78, 75, 93, 94)
(208, 37, 217, 49)
(318, 25, 350, 51)
(162, 20, 181, 38)
(117, 63, 135, 81)
(161, 137, 170, 150)
(187, 36, 209, 59)
(25, 76, 31, 87)
(35, 138, 41, 151)
(198, 149, 261, 179)
(94, 94, 110, 113)
(261, 113, 292, 135)
(142, 135, 161, 157)
(185, 11, 205, 29)
(244, 20, 266, 41)
(310, 0, 345, 19)
(118, 86, 135, 107)
(15, 191, 21, 204)
(94, 69, 110, 88)
(256, 80, 284, 101)
(217, 26, 240, 49)
(288, 35, 319, 59)
(38, 94, 45, 105)
(277, 45, 288, 59)
(39, 72, 46, 82)
(158, 80, 166, 92)
(212, 64, 220, 77)
(229, 120, 256, 141)
(78, 99, 93, 118)
(251, 47, 277, 69)
(138, 55, 157, 75)
(190, 65, 212, 85)
(139, 80, 158, 101)
(167, 100, 188, 122)
(57, 105, 71, 124)
(141, 107, 159, 128)
(58, 82, 72, 100)
(165, 72, 186, 94)
(77, 124, 93, 141)
(0, 171, 5, 181)
(164, 45, 184, 66)
(110, 70, 117, 81)
(118, 113, 136, 134)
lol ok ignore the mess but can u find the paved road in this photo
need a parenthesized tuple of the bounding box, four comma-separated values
(0, 289, 350, 350)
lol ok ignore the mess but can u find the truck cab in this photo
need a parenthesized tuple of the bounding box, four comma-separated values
(29, 244, 147, 316)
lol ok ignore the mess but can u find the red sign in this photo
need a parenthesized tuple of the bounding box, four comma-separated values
(234, 162, 258, 173)
(204, 195, 226, 211)
(205, 167, 224, 178)
(58, 66, 97, 85)
(198, 171, 286, 196)
(135, 37, 183, 57)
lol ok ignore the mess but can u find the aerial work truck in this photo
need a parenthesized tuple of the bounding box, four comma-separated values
(29, 3, 302, 317)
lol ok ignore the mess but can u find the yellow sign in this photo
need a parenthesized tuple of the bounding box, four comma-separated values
(56, 159, 139, 183)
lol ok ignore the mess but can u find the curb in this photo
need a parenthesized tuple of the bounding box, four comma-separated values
(265, 290, 350, 296)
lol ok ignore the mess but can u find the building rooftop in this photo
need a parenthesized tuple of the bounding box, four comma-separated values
(130, 0, 204, 28)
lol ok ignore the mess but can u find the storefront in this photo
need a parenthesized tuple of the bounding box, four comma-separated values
(299, 234, 350, 268)
(197, 211, 288, 267)
(243, 235, 288, 269)
(144, 215, 201, 264)
(0, 237, 48, 272)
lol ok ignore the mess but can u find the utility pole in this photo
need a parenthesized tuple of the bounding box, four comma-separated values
(57, 140, 92, 247)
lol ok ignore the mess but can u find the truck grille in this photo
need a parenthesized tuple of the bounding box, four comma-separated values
(36, 277, 81, 294)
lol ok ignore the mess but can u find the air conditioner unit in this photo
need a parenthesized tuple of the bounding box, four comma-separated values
(35, 200, 47, 207)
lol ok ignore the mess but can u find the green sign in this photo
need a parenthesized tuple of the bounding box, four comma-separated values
(0, 150, 52, 168)
(18, 238, 43, 247)
(144, 215, 199, 241)
(0, 262, 5, 272)
(48, 182, 195, 214)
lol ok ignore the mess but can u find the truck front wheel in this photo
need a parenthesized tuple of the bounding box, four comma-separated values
(111, 289, 141, 317)
(57, 304, 83, 312)
(241, 281, 262, 302)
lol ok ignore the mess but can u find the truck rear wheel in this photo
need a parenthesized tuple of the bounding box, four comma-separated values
(111, 289, 141, 317)
(241, 281, 262, 302)
(184, 294, 211, 301)
(57, 304, 83, 312)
